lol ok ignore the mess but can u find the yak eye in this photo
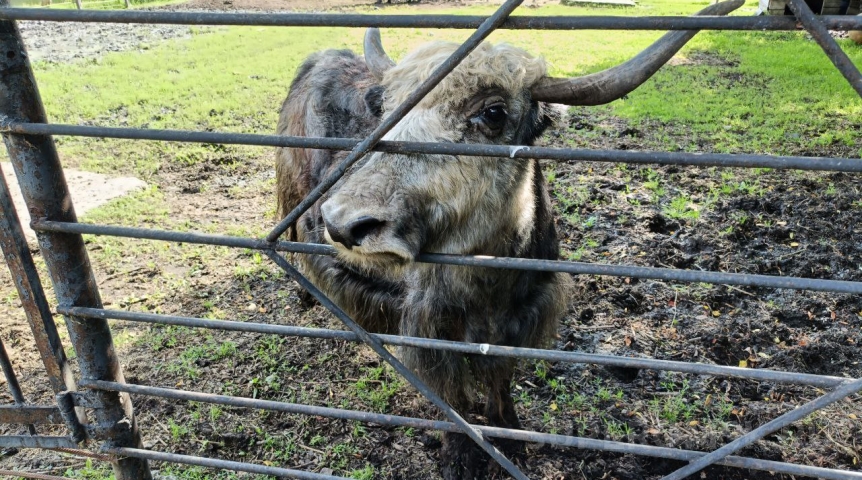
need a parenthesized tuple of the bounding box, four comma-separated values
(483, 106, 507, 125)
(470, 103, 508, 136)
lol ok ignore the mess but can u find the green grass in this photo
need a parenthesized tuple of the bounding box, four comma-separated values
(27, 0, 862, 182)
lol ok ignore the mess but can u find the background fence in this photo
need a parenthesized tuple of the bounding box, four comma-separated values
(0, 0, 861, 479)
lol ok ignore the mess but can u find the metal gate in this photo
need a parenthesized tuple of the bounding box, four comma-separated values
(0, 0, 861, 478)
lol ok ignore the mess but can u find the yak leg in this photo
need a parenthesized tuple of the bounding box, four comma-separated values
(483, 360, 525, 478)
(484, 360, 521, 430)
(440, 359, 523, 480)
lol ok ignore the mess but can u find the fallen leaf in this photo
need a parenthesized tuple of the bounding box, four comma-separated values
(647, 428, 660, 435)
(689, 420, 699, 426)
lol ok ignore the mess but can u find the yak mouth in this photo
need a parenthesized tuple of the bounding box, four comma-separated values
(324, 227, 416, 270)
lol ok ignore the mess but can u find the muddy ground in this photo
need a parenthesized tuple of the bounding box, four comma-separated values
(2, 1, 861, 479)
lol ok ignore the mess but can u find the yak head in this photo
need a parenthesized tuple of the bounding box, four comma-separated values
(320, 0, 741, 270)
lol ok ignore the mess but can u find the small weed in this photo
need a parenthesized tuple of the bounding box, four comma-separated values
(663, 195, 700, 221)
(350, 464, 376, 480)
(167, 418, 189, 441)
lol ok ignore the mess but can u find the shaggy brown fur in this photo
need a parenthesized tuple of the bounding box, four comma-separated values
(276, 42, 570, 478)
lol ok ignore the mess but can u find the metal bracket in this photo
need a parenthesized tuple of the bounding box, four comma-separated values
(55, 391, 87, 443)
(67, 390, 106, 409)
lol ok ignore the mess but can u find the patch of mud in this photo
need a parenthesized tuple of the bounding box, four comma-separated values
(20, 21, 213, 64)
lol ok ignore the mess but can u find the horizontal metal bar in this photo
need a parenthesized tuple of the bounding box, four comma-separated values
(0, 8, 861, 30)
(7, 122, 862, 173)
(0, 405, 63, 425)
(35, 220, 862, 295)
(0, 435, 79, 449)
(104, 447, 349, 480)
(88, 381, 862, 480)
(60, 306, 848, 388)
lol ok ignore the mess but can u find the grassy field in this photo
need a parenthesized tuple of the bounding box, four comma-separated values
(5, 0, 862, 478)
(33, 0, 862, 179)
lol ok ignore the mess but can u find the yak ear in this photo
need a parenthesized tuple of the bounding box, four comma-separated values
(364, 85, 386, 117)
(515, 101, 559, 146)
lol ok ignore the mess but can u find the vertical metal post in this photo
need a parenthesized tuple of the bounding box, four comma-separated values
(0, 4, 151, 480)
(0, 336, 36, 435)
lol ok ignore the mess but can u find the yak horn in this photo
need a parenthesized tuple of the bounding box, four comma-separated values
(530, 0, 744, 105)
(365, 27, 396, 81)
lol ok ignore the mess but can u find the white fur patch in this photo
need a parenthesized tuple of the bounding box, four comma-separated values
(514, 162, 536, 252)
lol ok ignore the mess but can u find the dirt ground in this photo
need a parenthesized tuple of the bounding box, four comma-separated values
(1, 0, 861, 479)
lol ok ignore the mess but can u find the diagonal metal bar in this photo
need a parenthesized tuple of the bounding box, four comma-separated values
(33, 220, 862, 295)
(60, 306, 850, 389)
(787, 0, 862, 99)
(0, 336, 36, 434)
(263, 249, 529, 480)
(265, 0, 525, 242)
(662, 376, 862, 480)
(0, 162, 76, 397)
(85, 379, 862, 480)
(7, 122, 862, 173)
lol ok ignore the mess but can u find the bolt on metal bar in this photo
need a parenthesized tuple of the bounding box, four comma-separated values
(268, 0, 525, 243)
(61, 306, 850, 388)
(0, 162, 77, 397)
(0, 435, 79, 449)
(0, 7, 151, 479)
(84, 380, 862, 480)
(265, 249, 529, 480)
(0, 336, 35, 434)
(662, 376, 862, 480)
(7, 122, 862, 173)
(0, 8, 861, 30)
(787, 0, 862, 99)
(0, 405, 63, 425)
(34, 220, 862, 295)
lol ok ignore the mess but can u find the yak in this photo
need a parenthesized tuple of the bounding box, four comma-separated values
(275, 1, 739, 477)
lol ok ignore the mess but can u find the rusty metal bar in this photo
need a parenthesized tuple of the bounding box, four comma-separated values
(60, 306, 850, 389)
(104, 447, 352, 480)
(0, 405, 63, 425)
(0, 469, 76, 480)
(34, 220, 862, 295)
(0, 435, 78, 449)
(7, 122, 862, 173)
(86, 381, 862, 480)
(662, 376, 862, 480)
(0, 336, 36, 434)
(787, 0, 862, 99)
(0, 162, 76, 397)
(0, 8, 861, 30)
(0, 6, 150, 479)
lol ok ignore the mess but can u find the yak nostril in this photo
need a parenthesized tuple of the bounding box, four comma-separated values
(347, 216, 386, 246)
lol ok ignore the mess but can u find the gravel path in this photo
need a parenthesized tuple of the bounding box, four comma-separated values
(19, 20, 211, 64)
